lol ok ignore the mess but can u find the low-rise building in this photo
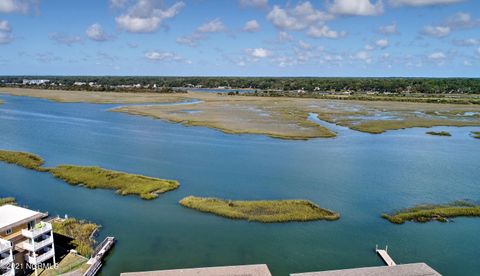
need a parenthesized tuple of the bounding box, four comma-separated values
(0, 205, 56, 276)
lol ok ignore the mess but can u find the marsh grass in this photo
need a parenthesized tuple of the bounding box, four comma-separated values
(52, 218, 99, 257)
(351, 119, 479, 134)
(472, 132, 480, 139)
(49, 165, 180, 200)
(382, 200, 480, 224)
(179, 196, 340, 223)
(0, 149, 179, 200)
(0, 197, 16, 206)
(0, 150, 46, 171)
(426, 131, 452, 136)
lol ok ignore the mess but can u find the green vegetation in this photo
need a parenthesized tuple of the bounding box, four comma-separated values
(349, 119, 479, 134)
(2, 76, 480, 95)
(0, 197, 16, 206)
(426, 131, 452, 136)
(38, 252, 89, 276)
(52, 218, 99, 257)
(0, 150, 46, 171)
(49, 165, 179, 200)
(382, 201, 480, 224)
(472, 132, 480, 139)
(179, 196, 340, 223)
(0, 149, 180, 200)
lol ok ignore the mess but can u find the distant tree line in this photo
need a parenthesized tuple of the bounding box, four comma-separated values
(1, 76, 479, 94)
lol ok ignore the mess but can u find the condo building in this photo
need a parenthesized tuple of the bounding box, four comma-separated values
(0, 205, 56, 276)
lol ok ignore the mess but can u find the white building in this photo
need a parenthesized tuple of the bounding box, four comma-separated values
(0, 205, 56, 276)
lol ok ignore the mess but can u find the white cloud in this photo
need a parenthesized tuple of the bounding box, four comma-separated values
(176, 19, 227, 47)
(364, 44, 375, 51)
(0, 0, 37, 14)
(421, 12, 480, 38)
(239, 0, 268, 9)
(246, 48, 272, 58)
(109, 0, 128, 8)
(389, 0, 464, 6)
(49, 33, 83, 46)
(116, 0, 185, 33)
(298, 40, 311, 50)
(197, 18, 226, 33)
(445, 12, 480, 29)
(176, 33, 203, 47)
(0, 20, 11, 32)
(0, 32, 13, 44)
(378, 22, 398, 35)
(267, 2, 333, 31)
(452, 38, 480, 46)
(328, 0, 384, 16)
(477, 47, 480, 57)
(375, 39, 389, 48)
(145, 50, 191, 63)
(277, 31, 293, 42)
(243, 20, 260, 32)
(422, 25, 451, 37)
(354, 51, 373, 64)
(86, 23, 110, 41)
(307, 25, 345, 39)
(267, 2, 345, 40)
(428, 51, 446, 60)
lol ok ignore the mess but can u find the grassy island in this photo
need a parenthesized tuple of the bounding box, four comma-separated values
(472, 132, 480, 139)
(179, 196, 340, 223)
(52, 218, 99, 257)
(49, 165, 179, 200)
(0, 149, 180, 200)
(426, 131, 452, 136)
(382, 201, 480, 224)
(0, 150, 46, 171)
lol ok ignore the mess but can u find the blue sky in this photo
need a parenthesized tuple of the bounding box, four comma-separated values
(0, 0, 479, 76)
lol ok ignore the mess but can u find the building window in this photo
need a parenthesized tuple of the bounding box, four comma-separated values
(28, 220, 35, 230)
(5, 228, 12, 235)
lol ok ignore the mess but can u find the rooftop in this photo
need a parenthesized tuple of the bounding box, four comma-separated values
(0, 205, 44, 231)
(291, 263, 441, 276)
(120, 264, 272, 276)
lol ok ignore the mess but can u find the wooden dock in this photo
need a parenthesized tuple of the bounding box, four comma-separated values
(83, 237, 116, 276)
(375, 245, 396, 266)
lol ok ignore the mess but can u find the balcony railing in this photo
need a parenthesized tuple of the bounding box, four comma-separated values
(19, 235, 54, 252)
(0, 240, 11, 254)
(25, 249, 55, 265)
(22, 222, 52, 239)
(0, 255, 13, 269)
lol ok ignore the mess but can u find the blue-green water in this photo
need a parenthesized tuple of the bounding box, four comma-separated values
(0, 94, 479, 275)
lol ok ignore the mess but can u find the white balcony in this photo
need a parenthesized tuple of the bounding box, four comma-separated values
(19, 235, 54, 252)
(22, 222, 52, 239)
(0, 255, 13, 269)
(0, 267, 15, 276)
(0, 240, 11, 254)
(25, 249, 54, 265)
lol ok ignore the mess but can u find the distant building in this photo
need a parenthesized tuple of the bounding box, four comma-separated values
(0, 205, 56, 276)
(22, 79, 50, 85)
(73, 82, 86, 86)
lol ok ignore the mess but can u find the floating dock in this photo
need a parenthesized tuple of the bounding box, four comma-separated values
(375, 245, 396, 266)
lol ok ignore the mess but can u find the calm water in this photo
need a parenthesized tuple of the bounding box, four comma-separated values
(0, 94, 479, 276)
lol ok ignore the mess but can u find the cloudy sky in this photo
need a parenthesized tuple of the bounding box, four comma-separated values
(1, 0, 479, 76)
